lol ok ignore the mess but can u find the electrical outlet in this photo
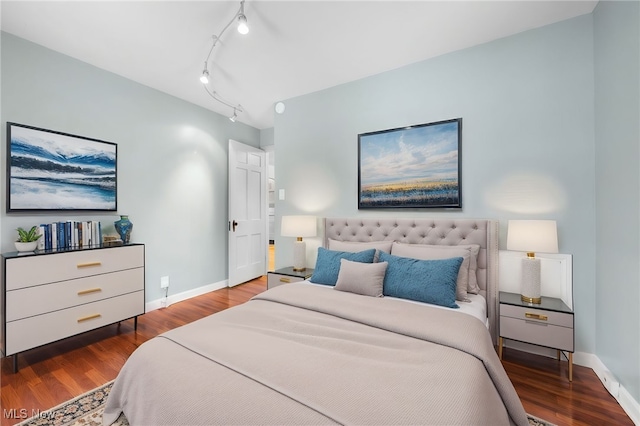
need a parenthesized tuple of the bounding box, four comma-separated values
(602, 371, 620, 398)
(160, 276, 169, 289)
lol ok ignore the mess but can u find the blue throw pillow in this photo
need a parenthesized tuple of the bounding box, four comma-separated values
(379, 251, 462, 308)
(309, 247, 376, 286)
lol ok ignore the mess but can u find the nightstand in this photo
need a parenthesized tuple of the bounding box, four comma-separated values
(267, 267, 314, 289)
(498, 291, 575, 381)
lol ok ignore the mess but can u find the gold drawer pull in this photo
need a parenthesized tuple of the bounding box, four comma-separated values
(279, 277, 291, 283)
(77, 288, 102, 296)
(77, 261, 102, 268)
(525, 313, 548, 321)
(77, 313, 102, 323)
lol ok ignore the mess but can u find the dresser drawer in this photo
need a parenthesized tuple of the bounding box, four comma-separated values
(500, 304, 573, 328)
(6, 290, 144, 355)
(500, 316, 573, 352)
(5, 245, 144, 290)
(6, 267, 144, 322)
(268, 273, 305, 289)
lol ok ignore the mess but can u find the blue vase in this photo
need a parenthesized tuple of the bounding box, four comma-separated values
(114, 215, 133, 244)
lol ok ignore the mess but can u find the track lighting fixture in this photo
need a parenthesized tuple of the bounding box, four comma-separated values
(199, 64, 210, 84)
(237, 0, 249, 35)
(237, 14, 249, 35)
(199, 0, 249, 121)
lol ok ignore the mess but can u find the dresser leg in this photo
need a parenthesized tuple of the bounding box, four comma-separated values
(13, 354, 18, 373)
(498, 337, 503, 360)
(134, 316, 138, 331)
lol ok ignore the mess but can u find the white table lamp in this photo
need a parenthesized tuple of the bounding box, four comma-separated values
(281, 215, 317, 271)
(507, 220, 558, 304)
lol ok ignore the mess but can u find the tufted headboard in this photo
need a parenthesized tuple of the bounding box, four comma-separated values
(323, 217, 500, 344)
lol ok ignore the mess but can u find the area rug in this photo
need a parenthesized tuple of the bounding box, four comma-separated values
(17, 381, 555, 426)
(16, 381, 127, 426)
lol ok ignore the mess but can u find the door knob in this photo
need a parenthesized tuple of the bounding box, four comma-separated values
(232, 220, 238, 232)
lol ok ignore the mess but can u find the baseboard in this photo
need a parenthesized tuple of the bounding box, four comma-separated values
(583, 353, 640, 425)
(503, 340, 640, 425)
(145, 279, 228, 312)
(619, 385, 640, 425)
(503, 340, 559, 359)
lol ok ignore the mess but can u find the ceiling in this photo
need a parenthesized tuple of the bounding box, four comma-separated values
(0, 1, 597, 130)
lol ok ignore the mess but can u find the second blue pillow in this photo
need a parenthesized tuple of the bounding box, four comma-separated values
(379, 251, 462, 308)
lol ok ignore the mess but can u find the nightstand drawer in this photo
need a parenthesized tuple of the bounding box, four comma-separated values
(500, 316, 573, 352)
(268, 274, 305, 289)
(500, 304, 573, 328)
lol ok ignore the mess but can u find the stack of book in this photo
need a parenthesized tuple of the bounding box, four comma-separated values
(37, 220, 103, 251)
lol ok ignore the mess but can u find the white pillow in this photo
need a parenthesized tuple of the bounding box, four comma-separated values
(328, 239, 393, 262)
(390, 242, 481, 294)
(463, 244, 481, 294)
(390, 242, 473, 302)
(334, 258, 387, 297)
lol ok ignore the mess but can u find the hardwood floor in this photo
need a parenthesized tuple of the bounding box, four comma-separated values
(1, 276, 633, 426)
(269, 242, 275, 271)
(501, 348, 633, 425)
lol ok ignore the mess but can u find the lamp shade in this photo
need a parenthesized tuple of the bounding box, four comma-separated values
(281, 215, 317, 238)
(507, 220, 558, 254)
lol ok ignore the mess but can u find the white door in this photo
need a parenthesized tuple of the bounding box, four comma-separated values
(228, 140, 267, 287)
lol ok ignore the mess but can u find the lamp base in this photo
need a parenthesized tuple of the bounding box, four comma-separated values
(521, 295, 542, 304)
(521, 256, 541, 304)
(292, 240, 306, 272)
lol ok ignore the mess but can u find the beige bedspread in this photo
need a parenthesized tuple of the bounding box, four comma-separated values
(103, 284, 528, 425)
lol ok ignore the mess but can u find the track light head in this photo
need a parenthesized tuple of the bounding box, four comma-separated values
(237, 14, 249, 34)
(199, 69, 210, 84)
(229, 109, 238, 122)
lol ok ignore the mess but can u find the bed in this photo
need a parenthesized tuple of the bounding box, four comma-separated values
(103, 218, 528, 425)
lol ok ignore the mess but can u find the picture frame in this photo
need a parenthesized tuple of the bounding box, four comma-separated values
(358, 118, 461, 209)
(6, 122, 117, 212)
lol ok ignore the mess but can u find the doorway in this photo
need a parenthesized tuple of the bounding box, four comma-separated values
(266, 146, 275, 272)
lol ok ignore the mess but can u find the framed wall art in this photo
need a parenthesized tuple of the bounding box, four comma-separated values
(6, 122, 117, 212)
(358, 118, 461, 209)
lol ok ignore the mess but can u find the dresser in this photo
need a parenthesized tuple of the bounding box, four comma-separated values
(267, 267, 314, 289)
(1, 244, 145, 372)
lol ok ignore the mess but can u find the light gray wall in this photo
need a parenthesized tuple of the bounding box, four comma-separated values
(274, 15, 597, 353)
(594, 1, 640, 402)
(260, 127, 274, 148)
(1, 32, 260, 302)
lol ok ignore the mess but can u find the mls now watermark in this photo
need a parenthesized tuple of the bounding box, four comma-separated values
(3, 408, 56, 420)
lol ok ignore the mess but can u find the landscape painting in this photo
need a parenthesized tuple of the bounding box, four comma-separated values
(7, 122, 117, 212)
(358, 118, 461, 209)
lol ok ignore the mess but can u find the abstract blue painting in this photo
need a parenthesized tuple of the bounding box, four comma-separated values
(358, 118, 461, 209)
(7, 123, 117, 211)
